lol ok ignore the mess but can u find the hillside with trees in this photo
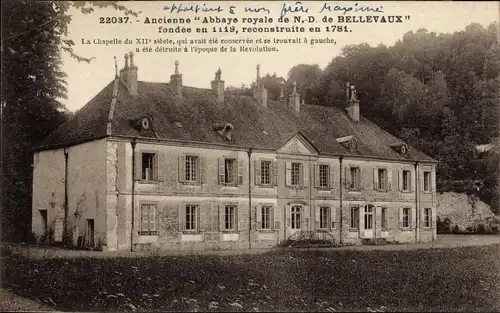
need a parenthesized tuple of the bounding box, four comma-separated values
(229, 23, 500, 213)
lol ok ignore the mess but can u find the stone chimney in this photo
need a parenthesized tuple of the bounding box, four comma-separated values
(289, 81, 300, 113)
(170, 60, 182, 97)
(119, 52, 138, 95)
(211, 68, 225, 102)
(345, 82, 360, 121)
(279, 80, 285, 102)
(254, 64, 268, 107)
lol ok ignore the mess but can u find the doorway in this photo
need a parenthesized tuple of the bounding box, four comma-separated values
(362, 205, 374, 238)
(87, 219, 95, 248)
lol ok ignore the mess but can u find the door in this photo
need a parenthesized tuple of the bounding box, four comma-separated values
(362, 205, 374, 238)
(287, 205, 302, 238)
(39, 210, 48, 242)
(87, 219, 95, 248)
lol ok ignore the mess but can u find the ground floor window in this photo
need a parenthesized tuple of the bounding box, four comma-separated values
(381, 207, 388, 229)
(224, 205, 236, 231)
(185, 205, 198, 230)
(350, 206, 359, 229)
(402, 208, 410, 228)
(261, 206, 272, 230)
(319, 207, 330, 229)
(423, 208, 431, 228)
(140, 204, 156, 234)
(364, 205, 373, 230)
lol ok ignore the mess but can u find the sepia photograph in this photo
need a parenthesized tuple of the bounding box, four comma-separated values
(1, 0, 499, 312)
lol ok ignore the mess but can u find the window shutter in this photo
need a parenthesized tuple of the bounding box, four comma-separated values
(285, 162, 292, 186)
(256, 204, 262, 230)
(330, 165, 336, 189)
(272, 161, 279, 187)
(238, 159, 244, 185)
(373, 168, 379, 191)
(387, 169, 393, 191)
(150, 205, 156, 231)
(358, 205, 364, 233)
(178, 204, 184, 231)
(420, 171, 425, 192)
(344, 167, 350, 189)
(198, 205, 205, 231)
(410, 170, 414, 192)
(218, 158, 225, 184)
(409, 208, 414, 229)
(140, 205, 148, 232)
(430, 208, 435, 229)
(274, 205, 281, 230)
(134, 151, 142, 180)
(286, 204, 291, 228)
(359, 167, 364, 190)
(178, 155, 186, 183)
(398, 208, 403, 229)
(398, 170, 403, 191)
(235, 207, 241, 232)
(218, 204, 224, 231)
(199, 157, 206, 184)
(157, 152, 166, 182)
(315, 206, 321, 229)
(331, 206, 336, 229)
(314, 164, 320, 188)
(376, 206, 382, 229)
(254, 160, 261, 186)
(302, 163, 309, 187)
(431, 170, 436, 192)
(420, 208, 425, 229)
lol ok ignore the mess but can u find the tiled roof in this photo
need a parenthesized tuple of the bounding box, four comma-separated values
(37, 78, 437, 163)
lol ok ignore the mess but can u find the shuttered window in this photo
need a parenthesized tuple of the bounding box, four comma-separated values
(185, 156, 198, 182)
(261, 206, 272, 230)
(291, 163, 301, 186)
(261, 161, 271, 185)
(319, 165, 329, 188)
(402, 207, 410, 228)
(185, 205, 198, 230)
(142, 153, 156, 181)
(423, 172, 431, 192)
(350, 206, 359, 229)
(140, 204, 157, 234)
(319, 207, 329, 229)
(224, 205, 236, 230)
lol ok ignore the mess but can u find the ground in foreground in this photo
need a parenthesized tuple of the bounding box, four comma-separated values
(2, 245, 500, 312)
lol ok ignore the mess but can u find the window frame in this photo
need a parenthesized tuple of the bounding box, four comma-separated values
(261, 160, 272, 186)
(141, 152, 157, 182)
(261, 205, 272, 230)
(291, 162, 302, 187)
(381, 207, 388, 229)
(402, 207, 410, 229)
(291, 205, 302, 229)
(184, 204, 198, 231)
(224, 205, 237, 231)
(402, 170, 411, 192)
(318, 164, 330, 189)
(377, 168, 388, 191)
(184, 155, 199, 183)
(423, 208, 431, 228)
(224, 158, 237, 185)
(139, 202, 158, 235)
(423, 171, 431, 192)
(319, 206, 330, 230)
(349, 166, 360, 191)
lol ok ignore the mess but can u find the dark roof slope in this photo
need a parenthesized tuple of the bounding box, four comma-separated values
(37, 78, 437, 163)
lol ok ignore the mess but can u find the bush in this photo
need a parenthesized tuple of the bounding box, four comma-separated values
(437, 217, 452, 234)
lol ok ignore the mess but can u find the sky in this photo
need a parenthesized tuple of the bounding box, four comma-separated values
(61, 1, 499, 112)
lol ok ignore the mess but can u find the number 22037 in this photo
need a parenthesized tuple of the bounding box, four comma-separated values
(99, 17, 130, 24)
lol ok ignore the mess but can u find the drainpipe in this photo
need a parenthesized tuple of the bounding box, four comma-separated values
(414, 161, 420, 243)
(131, 139, 137, 251)
(339, 156, 344, 245)
(247, 148, 252, 249)
(63, 148, 69, 245)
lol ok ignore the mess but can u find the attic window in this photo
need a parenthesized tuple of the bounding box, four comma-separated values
(212, 123, 234, 141)
(262, 130, 268, 135)
(135, 114, 154, 131)
(337, 135, 357, 152)
(391, 143, 409, 156)
(174, 121, 183, 128)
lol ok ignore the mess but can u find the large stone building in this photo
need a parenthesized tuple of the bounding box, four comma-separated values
(32, 53, 438, 251)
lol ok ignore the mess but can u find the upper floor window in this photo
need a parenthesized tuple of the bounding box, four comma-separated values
(349, 167, 361, 190)
(219, 158, 243, 186)
(423, 171, 431, 192)
(319, 165, 329, 188)
(291, 163, 302, 186)
(140, 203, 157, 234)
(142, 153, 156, 181)
(378, 168, 388, 191)
(185, 156, 198, 182)
(402, 170, 411, 191)
(261, 161, 271, 185)
(225, 159, 236, 184)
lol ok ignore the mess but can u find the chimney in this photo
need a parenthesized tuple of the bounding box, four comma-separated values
(119, 52, 138, 95)
(289, 81, 300, 113)
(345, 82, 360, 121)
(211, 68, 225, 102)
(254, 64, 268, 107)
(170, 60, 182, 97)
(279, 80, 284, 102)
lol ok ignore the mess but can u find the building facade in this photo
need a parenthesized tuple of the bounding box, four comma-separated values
(32, 53, 438, 251)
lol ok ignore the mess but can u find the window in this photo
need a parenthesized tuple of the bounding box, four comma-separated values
(381, 207, 388, 229)
(364, 205, 374, 230)
(140, 204, 156, 234)
(185, 205, 198, 230)
(402, 170, 411, 191)
(261, 206, 272, 230)
(142, 153, 156, 181)
(423, 172, 431, 192)
(378, 169, 387, 191)
(261, 161, 271, 185)
(424, 208, 431, 228)
(291, 163, 302, 186)
(402, 208, 410, 228)
(185, 156, 198, 182)
(350, 206, 359, 229)
(319, 165, 329, 188)
(319, 207, 330, 229)
(350, 167, 360, 190)
(291, 206, 301, 229)
(224, 159, 236, 184)
(224, 205, 236, 231)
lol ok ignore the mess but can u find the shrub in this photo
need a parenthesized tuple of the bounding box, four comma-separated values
(477, 223, 487, 234)
(437, 216, 452, 234)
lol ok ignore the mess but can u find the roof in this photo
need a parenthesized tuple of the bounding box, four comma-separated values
(37, 77, 438, 163)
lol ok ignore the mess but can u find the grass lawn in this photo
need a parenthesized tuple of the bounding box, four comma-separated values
(2, 245, 499, 312)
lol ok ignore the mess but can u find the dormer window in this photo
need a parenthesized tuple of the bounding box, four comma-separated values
(336, 135, 357, 152)
(134, 114, 154, 132)
(141, 117, 150, 130)
(348, 138, 357, 152)
(391, 143, 409, 156)
(213, 123, 234, 141)
(174, 121, 183, 128)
